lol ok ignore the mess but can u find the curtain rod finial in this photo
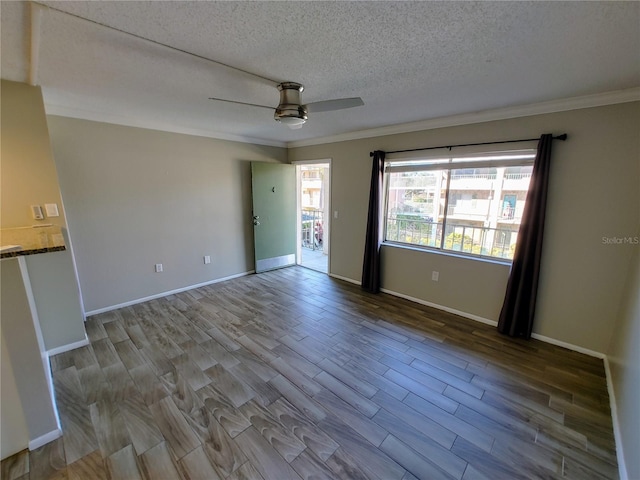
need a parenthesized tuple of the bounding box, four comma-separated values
(370, 151, 374, 157)
(555, 134, 568, 141)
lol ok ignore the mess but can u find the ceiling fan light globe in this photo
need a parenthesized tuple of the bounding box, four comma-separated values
(277, 116, 306, 127)
(274, 103, 307, 127)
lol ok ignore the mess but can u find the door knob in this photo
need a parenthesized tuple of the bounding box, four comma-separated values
(253, 219, 260, 226)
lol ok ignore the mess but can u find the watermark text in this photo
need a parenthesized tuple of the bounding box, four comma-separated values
(602, 236, 639, 245)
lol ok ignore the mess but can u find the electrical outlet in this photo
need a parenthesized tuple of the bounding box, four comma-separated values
(155, 263, 163, 273)
(204, 255, 211, 264)
(431, 271, 439, 282)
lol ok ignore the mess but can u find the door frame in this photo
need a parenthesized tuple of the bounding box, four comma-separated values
(292, 159, 332, 273)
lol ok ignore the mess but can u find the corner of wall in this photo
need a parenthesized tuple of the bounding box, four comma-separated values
(602, 354, 629, 480)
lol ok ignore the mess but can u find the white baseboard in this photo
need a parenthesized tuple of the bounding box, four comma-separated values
(85, 270, 254, 316)
(380, 288, 611, 360)
(603, 356, 629, 480)
(380, 287, 498, 327)
(46, 336, 90, 357)
(29, 429, 62, 451)
(529, 332, 605, 359)
(329, 273, 361, 286)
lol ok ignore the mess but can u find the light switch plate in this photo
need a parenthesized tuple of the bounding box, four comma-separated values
(45, 203, 59, 217)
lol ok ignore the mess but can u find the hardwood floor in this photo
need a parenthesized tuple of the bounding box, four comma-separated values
(2, 267, 618, 480)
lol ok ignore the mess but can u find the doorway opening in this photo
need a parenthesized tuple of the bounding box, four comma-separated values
(296, 162, 330, 273)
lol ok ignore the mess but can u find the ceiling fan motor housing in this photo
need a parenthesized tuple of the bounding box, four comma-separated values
(275, 82, 307, 125)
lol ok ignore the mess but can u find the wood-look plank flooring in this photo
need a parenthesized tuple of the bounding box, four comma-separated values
(2, 267, 618, 480)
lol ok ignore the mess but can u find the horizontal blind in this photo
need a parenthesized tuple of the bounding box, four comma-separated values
(385, 150, 536, 173)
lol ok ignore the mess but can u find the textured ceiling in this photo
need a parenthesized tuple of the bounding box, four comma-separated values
(2, 1, 639, 146)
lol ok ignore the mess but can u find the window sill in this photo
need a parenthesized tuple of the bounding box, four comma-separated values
(381, 241, 512, 267)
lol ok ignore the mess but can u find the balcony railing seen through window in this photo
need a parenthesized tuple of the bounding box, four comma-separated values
(385, 216, 518, 260)
(301, 208, 323, 251)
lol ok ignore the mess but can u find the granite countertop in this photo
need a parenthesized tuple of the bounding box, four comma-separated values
(0, 225, 67, 258)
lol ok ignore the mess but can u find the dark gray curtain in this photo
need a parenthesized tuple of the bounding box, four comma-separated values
(362, 151, 385, 293)
(498, 134, 554, 338)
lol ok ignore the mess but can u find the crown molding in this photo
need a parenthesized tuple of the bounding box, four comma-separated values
(44, 103, 287, 148)
(44, 87, 640, 150)
(287, 87, 640, 149)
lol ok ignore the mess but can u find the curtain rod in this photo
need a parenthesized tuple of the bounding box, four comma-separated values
(370, 133, 568, 157)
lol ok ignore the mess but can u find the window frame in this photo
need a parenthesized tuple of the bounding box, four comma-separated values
(382, 148, 536, 262)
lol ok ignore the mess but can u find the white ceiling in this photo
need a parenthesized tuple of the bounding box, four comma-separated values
(2, 1, 639, 147)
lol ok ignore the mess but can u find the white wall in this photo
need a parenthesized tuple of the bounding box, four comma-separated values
(607, 234, 640, 480)
(47, 116, 287, 313)
(289, 101, 640, 354)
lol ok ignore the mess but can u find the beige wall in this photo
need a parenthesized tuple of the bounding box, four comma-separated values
(1, 258, 60, 452)
(1, 80, 86, 351)
(289, 102, 640, 354)
(1, 330, 30, 459)
(26, 249, 87, 350)
(1, 80, 66, 228)
(607, 234, 640, 480)
(47, 116, 287, 312)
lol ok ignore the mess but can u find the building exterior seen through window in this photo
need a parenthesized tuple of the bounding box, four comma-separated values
(384, 151, 535, 260)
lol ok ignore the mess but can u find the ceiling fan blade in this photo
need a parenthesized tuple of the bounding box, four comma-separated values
(305, 97, 364, 113)
(208, 97, 275, 111)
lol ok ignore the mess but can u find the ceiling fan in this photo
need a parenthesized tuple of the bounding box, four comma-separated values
(209, 82, 364, 129)
(17, 5, 363, 130)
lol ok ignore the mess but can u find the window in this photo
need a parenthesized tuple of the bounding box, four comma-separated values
(383, 150, 535, 261)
